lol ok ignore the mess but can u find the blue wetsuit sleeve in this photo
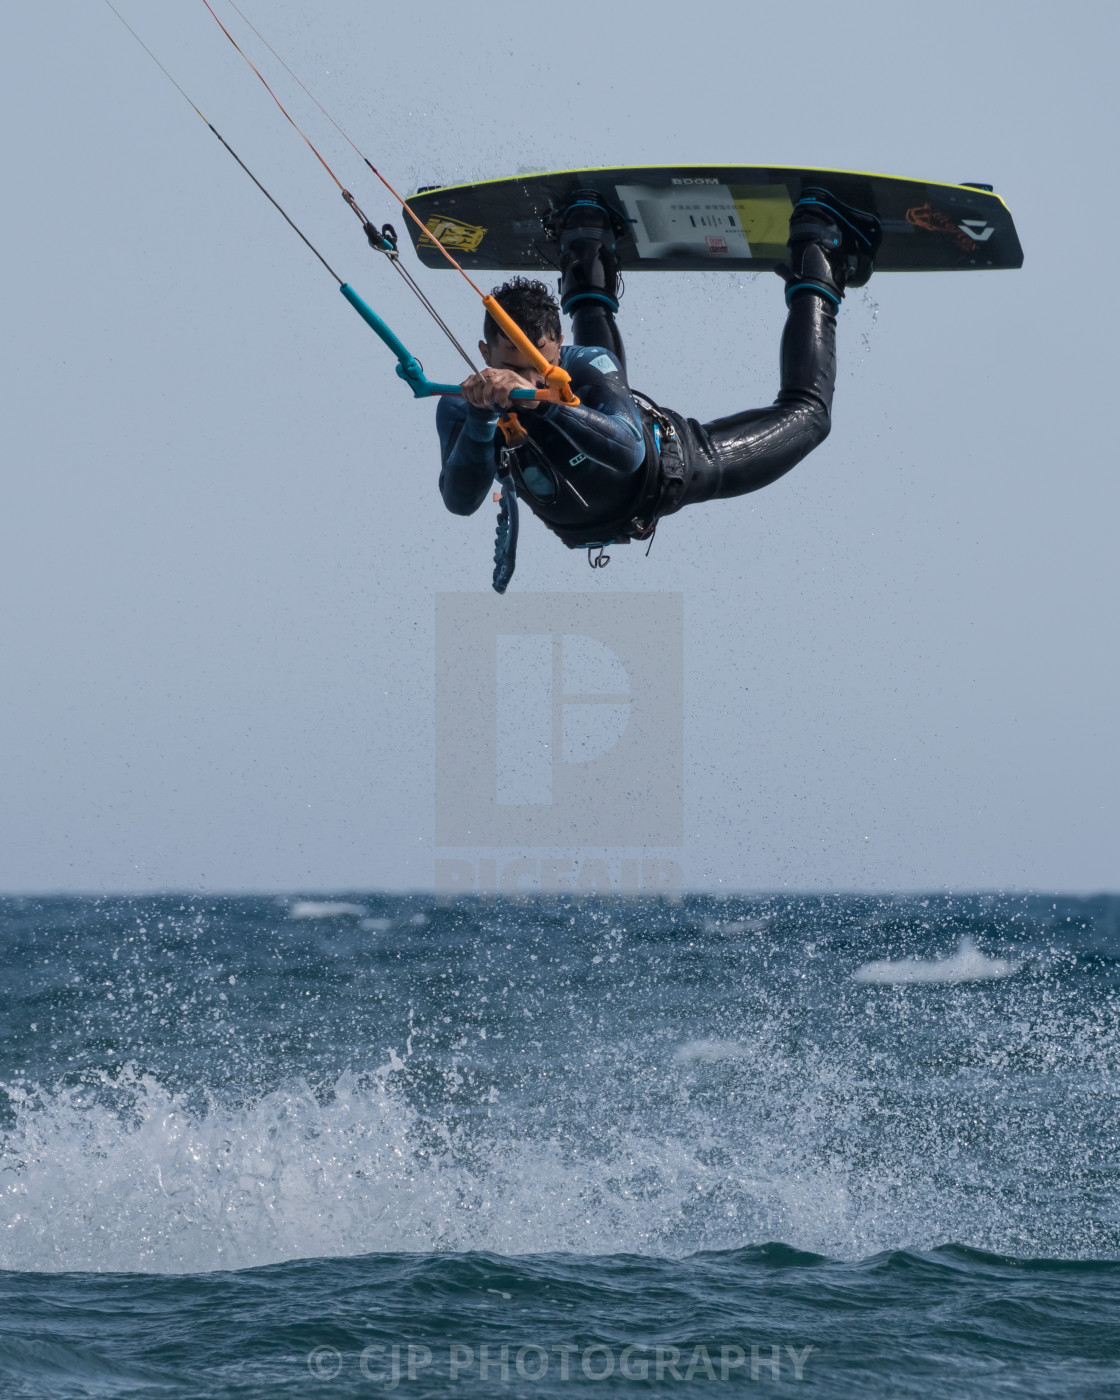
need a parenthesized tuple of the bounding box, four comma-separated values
(436, 396, 499, 516)
(536, 348, 645, 478)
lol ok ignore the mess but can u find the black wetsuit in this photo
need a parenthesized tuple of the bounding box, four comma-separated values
(436, 343, 646, 535)
(436, 287, 837, 547)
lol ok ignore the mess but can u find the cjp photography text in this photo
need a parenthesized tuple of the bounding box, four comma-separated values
(307, 1340, 816, 1385)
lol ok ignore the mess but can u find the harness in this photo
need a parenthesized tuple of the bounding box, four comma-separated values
(109, 2, 686, 599)
(490, 390, 687, 591)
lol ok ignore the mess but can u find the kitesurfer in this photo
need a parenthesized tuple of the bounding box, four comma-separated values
(435, 189, 881, 553)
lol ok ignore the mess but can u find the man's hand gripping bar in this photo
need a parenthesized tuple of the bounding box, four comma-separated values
(482, 296, 580, 406)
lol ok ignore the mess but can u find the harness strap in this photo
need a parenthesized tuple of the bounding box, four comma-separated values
(539, 393, 683, 550)
(492, 451, 520, 594)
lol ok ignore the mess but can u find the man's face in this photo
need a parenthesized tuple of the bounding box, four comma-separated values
(479, 330, 563, 383)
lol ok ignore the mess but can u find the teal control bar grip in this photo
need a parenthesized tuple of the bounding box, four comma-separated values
(340, 283, 538, 400)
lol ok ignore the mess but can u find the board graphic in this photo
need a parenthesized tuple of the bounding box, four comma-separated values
(405, 165, 1023, 274)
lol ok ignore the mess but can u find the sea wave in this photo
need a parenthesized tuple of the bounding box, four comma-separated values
(288, 901, 369, 919)
(853, 936, 1021, 985)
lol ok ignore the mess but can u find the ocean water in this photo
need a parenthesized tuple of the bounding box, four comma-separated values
(2, 893, 1120, 1397)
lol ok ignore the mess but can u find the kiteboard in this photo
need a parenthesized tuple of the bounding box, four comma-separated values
(405, 165, 1022, 275)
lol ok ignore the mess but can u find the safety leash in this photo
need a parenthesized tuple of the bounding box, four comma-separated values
(492, 457, 520, 595)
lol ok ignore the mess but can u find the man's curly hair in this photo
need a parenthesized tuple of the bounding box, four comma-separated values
(483, 276, 561, 345)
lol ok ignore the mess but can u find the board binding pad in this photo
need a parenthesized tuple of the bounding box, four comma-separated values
(405, 166, 1023, 275)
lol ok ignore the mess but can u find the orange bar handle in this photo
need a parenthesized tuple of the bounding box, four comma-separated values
(482, 295, 580, 406)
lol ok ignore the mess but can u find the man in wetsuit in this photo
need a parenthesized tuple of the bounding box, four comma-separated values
(436, 189, 881, 562)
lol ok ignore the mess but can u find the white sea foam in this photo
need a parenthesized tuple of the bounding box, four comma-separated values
(853, 936, 1021, 985)
(288, 901, 368, 920)
(0, 1011, 1099, 1277)
(674, 1038, 751, 1063)
(0, 1037, 931, 1276)
(0, 1064, 722, 1273)
(702, 918, 767, 936)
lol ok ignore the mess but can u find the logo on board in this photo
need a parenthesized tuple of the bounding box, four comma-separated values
(419, 216, 487, 252)
(905, 202, 996, 251)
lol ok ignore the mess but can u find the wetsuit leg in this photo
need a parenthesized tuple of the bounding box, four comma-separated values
(554, 193, 628, 376)
(570, 300, 627, 378)
(668, 290, 836, 508)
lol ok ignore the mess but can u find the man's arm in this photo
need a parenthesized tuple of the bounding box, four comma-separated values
(537, 348, 645, 478)
(436, 396, 498, 516)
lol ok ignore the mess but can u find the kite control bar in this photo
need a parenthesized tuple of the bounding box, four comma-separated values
(106, 1, 579, 415)
(481, 296, 580, 406)
(340, 284, 569, 403)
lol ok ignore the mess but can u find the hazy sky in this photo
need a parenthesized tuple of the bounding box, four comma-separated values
(2, 1, 1117, 893)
